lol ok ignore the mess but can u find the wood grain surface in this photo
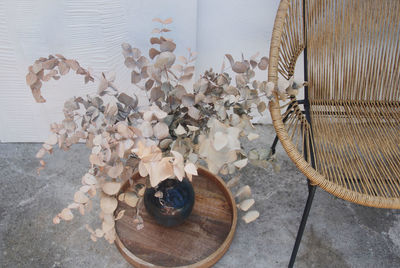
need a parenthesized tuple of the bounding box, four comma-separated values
(114, 167, 237, 268)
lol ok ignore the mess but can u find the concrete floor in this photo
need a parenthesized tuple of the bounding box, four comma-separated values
(1, 125, 400, 268)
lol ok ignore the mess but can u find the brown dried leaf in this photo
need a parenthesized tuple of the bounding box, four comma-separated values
(26, 72, 37, 86)
(42, 58, 58, 70)
(258, 57, 269, 70)
(152, 17, 163, 23)
(31, 80, 45, 103)
(160, 40, 176, 52)
(163, 17, 173, 24)
(232, 62, 248, 73)
(257, 101, 266, 113)
(58, 61, 70, 75)
(150, 37, 161, 44)
(149, 48, 160, 59)
(65, 60, 79, 71)
(180, 73, 193, 82)
(225, 54, 234, 66)
(131, 71, 141, 84)
(124, 57, 136, 69)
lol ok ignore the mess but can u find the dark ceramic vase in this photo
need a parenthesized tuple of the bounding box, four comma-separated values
(144, 178, 195, 227)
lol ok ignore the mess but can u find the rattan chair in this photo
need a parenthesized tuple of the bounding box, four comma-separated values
(268, 0, 400, 267)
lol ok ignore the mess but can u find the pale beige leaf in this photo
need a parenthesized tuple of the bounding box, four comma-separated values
(115, 210, 125, 221)
(155, 52, 175, 68)
(235, 185, 251, 201)
(107, 161, 123, 178)
(36, 148, 46, 158)
(174, 124, 186, 136)
(83, 173, 97, 185)
(95, 228, 104, 238)
(234, 159, 248, 169)
(79, 204, 85, 215)
(59, 208, 73, 221)
(163, 17, 173, 24)
(89, 154, 105, 167)
(53, 216, 60, 224)
(178, 55, 187, 64)
(213, 132, 228, 151)
(184, 162, 197, 176)
(105, 100, 118, 117)
(45, 133, 58, 145)
(140, 121, 153, 138)
(153, 122, 169, 140)
(248, 133, 259, 141)
(102, 220, 115, 233)
(102, 182, 121, 195)
(68, 203, 80, 209)
(188, 106, 200, 120)
(238, 198, 255, 211)
(100, 196, 118, 214)
(138, 187, 145, 197)
(124, 192, 139, 207)
(118, 193, 126, 202)
(242, 210, 260, 223)
(80, 185, 91, 193)
(187, 125, 199, 132)
(74, 191, 89, 204)
(226, 175, 240, 188)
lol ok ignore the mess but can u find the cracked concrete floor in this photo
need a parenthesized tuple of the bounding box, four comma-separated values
(1, 125, 400, 268)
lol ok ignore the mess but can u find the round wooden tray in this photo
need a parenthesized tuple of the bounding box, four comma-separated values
(114, 167, 237, 268)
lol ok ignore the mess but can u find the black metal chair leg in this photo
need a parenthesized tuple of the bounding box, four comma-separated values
(288, 181, 317, 268)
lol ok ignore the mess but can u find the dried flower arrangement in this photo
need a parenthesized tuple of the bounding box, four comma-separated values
(26, 18, 298, 244)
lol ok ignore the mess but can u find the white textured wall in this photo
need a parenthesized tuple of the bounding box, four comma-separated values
(0, 0, 290, 142)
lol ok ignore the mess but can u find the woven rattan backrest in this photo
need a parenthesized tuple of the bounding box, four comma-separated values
(306, 0, 400, 102)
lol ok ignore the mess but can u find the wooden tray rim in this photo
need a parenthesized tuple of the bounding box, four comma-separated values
(114, 167, 238, 268)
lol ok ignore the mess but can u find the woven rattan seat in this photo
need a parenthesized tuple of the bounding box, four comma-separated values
(269, 0, 400, 209)
(268, 0, 400, 265)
